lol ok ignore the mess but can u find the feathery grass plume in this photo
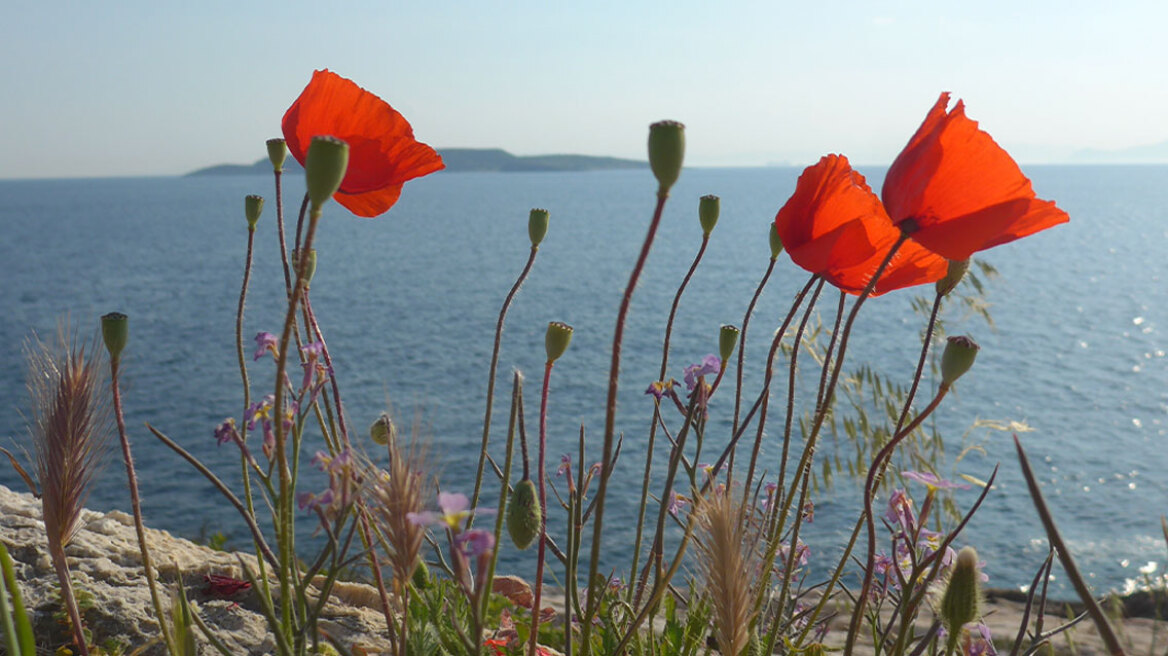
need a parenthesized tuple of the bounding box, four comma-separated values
(363, 413, 432, 647)
(694, 488, 759, 656)
(26, 326, 111, 655)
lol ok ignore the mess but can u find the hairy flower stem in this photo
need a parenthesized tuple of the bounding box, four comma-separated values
(49, 546, 88, 655)
(745, 278, 822, 519)
(303, 296, 350, 449)
(730, 255, 778, 458)
(629, 233, 709, 606)
(581, 191, 670, 650)
(236, 223, 269, 596)
(272, 195, 324, 650)
(274, 171, 293, 299)
(1015, 436, 1126, 656)
(528, 361, 555, 656)
(895, 293, 944, 434)
(110, 357, 173, 653)
(846, 387, 948, 654)
(470, 245, 539, 519)
(482, 373, 524, 627)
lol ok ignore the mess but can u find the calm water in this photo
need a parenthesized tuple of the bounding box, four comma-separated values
(1, 165, 1165, 595)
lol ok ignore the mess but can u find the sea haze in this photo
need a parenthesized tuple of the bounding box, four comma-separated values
(0, 165, 1165, 595)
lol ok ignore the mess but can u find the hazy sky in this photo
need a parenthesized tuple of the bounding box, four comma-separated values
(3, 1, 1166, 179)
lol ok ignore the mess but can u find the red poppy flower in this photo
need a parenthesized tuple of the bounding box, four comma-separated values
(282, 70, 445, 217)
(882, 93, 1069, 260)
(775, 154, 947, 295)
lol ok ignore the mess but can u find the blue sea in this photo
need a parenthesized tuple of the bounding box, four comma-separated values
(1, 165, 1166, 596)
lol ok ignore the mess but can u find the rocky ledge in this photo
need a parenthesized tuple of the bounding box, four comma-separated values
(0, 484, 391, 655)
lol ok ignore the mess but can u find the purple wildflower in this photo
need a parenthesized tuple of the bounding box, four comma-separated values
(666, 492, 688, 517)
(903, 470, 970, 491)
(245, 395, 274, 430)
(645, 378, 678, 400)
(297, 488, 335, 512)
(557, 454, 572, 477)
(408, 492, 493, 531)
(885, 488, 916, 535)
(214, 418, 239, 446)
(253, 332, 279, 361)
(455, 529, 496, 558)
(300, 341, 326, 393)
(683, 355, 721, 391)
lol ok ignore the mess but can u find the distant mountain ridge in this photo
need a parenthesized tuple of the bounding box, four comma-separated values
(187, 148, 646, 176)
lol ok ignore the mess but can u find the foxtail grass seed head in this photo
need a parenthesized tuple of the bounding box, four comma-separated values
(370, 413, 396, 447)
(244, 194, 264, 230)
(936, 259, 970, 297)
(266, 138, 287, 172)
(528, 208, 550, 247)
(305, 136, 349, 209)
(699, 194, 720, 235)
(719, 324, 740, 362)
(100, 313, 128, 362)
(941, 335, 979, 388)
(941, 546, 982, 632)
(292, 248, 317, 287)
(769, 222, 784, 259)
(648, 120, 685, 194)
(545, 321, 574, 363)
(507, 478, 542, 550)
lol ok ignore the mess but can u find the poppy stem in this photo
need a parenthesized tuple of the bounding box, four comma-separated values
(110, 356, 174, 653)
(470, 244, 539, 522)
(528, 360, 555, 656)
(628, 233, 709, 607)
(580, 190, 670, 650)
(730, 254, 778, 453)
(274, 170, 293, 300)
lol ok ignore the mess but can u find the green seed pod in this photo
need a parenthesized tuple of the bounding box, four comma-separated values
(305, 136, 349, 210)
(719, 324, 740, 363)
(101, 312, 129, 362)
(245, 195, 264, 230)
(411, 559, 431, 589)
(936, 259, 970, 297)
(507, 478, 542, 550)
(292, 248, 317, 288)
(769, 223, 784, 259)
(941, 546, 982, 633)
(698, 194, 720, 235)
(369, 413, 396, 447)
(648, 120, 685, 195)
(941, 335, 980, 388)
(528, 208, 550, 247)
(266, 138, 288, 173)
(545, 321, 574, 364)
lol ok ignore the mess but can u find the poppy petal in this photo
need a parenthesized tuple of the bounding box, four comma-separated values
(776, 155, 945, 295)
(282, 70, 444, 217)
(883, 93, 1069, 260)
(334, 184, 404, 218)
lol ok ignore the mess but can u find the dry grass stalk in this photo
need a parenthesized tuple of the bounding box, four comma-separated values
(26, 327, 111, 654)
(365, 415, 431, 594)
(695, 488, 760, 656)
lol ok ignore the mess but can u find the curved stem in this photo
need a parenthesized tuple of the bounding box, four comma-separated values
(731, 256, 777, 451)
(274, 171, 293, 300)
(111, 358, 173, 652)
(629, 234, 709, 604)
(303, 295, 351, 449)
(895, 293, 944, 434)
(471, 245, 539, 517)
(581, 191, 670, 648)
(528, 361, 554, 656)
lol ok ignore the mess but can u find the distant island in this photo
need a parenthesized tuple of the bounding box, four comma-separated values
(187, 148, 647, 176)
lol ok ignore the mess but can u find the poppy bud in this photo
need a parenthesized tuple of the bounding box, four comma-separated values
(305, 136, 349, 210)
(935, 259, 970, 297)
(719, 324, 739, 362)
(411, 559, 431, 589)
(769, 223, 784, 259)
(529, 208, 550, 247)
(941, 546, 982, 634)
(245, 195, 264, 230)
(292, 248, 317, 288)
(545, 321, 574, 364)
(507, 478, 542, 550)
(648, 120, 685, 195)
(101, 312, 128, 362)
(940, 335, 979, 388)
(698, 194, 720, 235)
(266, 138, 287, 173)
(370, 413, 396, 447)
